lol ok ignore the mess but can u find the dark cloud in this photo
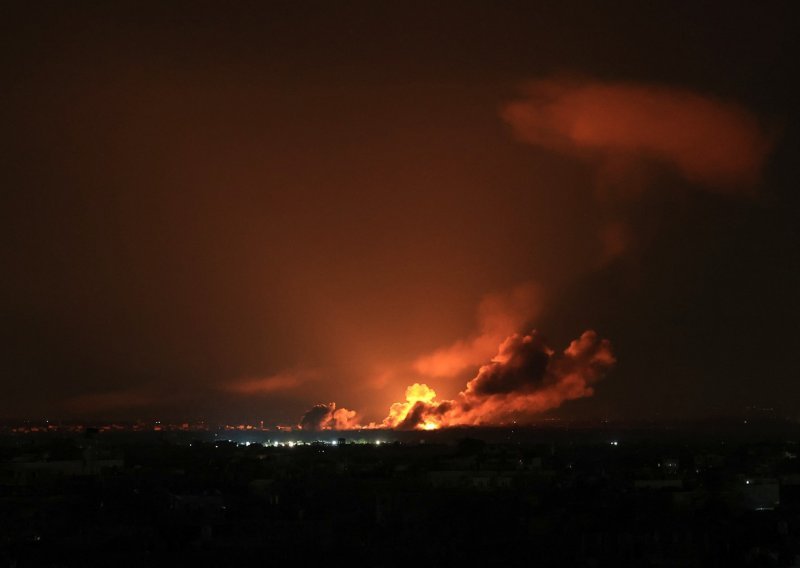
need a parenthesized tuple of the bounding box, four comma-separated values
(299, 403, 358, 431)
(299, 404, 334, 431)
(449, 330, 615, 427)
(467, 333, 551, 396)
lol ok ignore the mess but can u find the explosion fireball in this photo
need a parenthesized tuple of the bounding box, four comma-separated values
(300, 330, 615, 430)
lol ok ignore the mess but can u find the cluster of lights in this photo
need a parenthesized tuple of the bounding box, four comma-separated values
(210, 439, 390, 448)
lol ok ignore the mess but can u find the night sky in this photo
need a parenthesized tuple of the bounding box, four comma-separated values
(1, 1, 797, 425)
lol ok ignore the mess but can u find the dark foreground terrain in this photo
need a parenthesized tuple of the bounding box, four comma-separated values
(2, 421, 800, 567)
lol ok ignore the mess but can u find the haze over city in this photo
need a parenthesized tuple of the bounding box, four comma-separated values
(1, 1, 797, 428)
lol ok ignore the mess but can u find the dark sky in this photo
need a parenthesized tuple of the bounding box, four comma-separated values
(1, 1, 797, 424)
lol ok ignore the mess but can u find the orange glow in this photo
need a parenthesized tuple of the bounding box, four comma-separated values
(300, 329, 615, 430)
(381, 383, 439, 429)
(502, 77, 773, 192)
(413, 282, 542, 378)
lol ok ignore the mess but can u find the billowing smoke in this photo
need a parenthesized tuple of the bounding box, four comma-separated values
(299, 330, 614, 430)
(454, 330, 614, 425)
(501, 77, 773, 192)
(299, 402, 359, 431)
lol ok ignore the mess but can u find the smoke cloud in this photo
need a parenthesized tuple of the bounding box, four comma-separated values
(300, 330, 614, 430)
(299, 402, 360, 431)
(413, 282, 542, 379)
(502, 77, 773, 192)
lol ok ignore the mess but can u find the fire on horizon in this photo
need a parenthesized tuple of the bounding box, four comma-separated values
(300, 330, 615, 431)
(0, 2, 797, 426)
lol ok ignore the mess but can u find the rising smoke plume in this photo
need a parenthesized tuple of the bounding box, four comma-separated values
(300, 329, 614, 430)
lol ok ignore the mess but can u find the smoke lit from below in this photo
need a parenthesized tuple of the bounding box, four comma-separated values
(299, 330, 615, 430)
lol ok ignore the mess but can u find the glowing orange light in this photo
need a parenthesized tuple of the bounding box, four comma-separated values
(299, 330, 615, 431)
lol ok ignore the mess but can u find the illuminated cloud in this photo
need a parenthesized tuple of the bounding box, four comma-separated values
(413, 282, 542, 378)
(301, 330, 614, 430)
(502, 77, 773, 192)
(456, 329, 615, 424)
